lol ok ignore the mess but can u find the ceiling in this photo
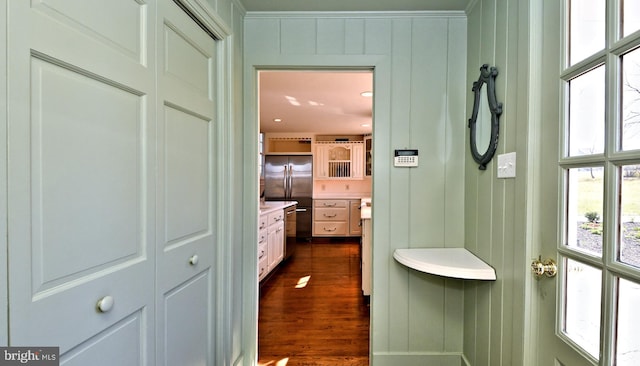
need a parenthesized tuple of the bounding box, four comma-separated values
(242, 0, 471, 12)
(253, 1, 472, 136)
(259, 70, 373, 135)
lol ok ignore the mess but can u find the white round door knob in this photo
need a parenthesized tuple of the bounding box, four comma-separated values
(189, 255, 199, 266)
(96, 295, 114, 313)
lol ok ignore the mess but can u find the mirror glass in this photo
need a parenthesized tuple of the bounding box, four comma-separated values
(476, 86, 491, 154)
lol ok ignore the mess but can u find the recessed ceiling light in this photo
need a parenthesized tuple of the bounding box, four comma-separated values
(274, 118, 282, 122)
(361, 124, 370, 127)
(360, 91, 373, 97)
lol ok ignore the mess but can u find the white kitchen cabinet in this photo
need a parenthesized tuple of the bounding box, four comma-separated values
(349, 200, 362, 236)
(361, 217, 372, 296)
(313, 199, 363, 237)
(258, 228, 268, 281)
(314, 141, 364, 180)
(259, 208, 285, 281)
(267, 219, 284, 272)
(364, 135, 372, 177)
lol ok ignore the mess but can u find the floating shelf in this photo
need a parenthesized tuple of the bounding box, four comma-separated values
(393, 248, 496, 280)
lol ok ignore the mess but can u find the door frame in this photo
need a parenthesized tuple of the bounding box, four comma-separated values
(0, 1, 7, 347)
(243, 56, 387, 364)
(522, 0, 562, 364)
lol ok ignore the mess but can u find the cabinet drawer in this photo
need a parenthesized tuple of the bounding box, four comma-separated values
(258, 255, 268, 281)
(258, 228, 267, 245)
(314, 199, 348, 208)
(314, 207, 348, 221)
(267, 210, 284, 226)
(313, 222, 348, 236)
(259, 214, 268, 230)
(258, 241, 267, 261)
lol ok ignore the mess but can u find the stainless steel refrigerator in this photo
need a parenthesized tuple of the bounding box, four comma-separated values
(264, 155, 313, 239)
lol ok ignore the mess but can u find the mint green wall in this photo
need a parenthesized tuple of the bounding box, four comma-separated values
(243, 12, 468, 365)
(463, 0, 532, 365)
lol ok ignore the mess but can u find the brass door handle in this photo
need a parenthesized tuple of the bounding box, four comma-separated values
(531, 256, 557, 278)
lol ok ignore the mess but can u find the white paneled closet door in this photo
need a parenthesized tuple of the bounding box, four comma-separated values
(155, 0, 218, 365)
(7, 0, 157, 364)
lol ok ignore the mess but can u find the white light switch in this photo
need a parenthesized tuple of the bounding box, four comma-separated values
(497, 152, 516, 178)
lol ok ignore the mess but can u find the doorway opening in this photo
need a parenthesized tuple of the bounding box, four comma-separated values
(256, 69, 373, 365)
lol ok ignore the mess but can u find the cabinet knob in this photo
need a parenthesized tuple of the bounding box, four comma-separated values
(96, 295, 114, 313)
(189, 255, 199, 266)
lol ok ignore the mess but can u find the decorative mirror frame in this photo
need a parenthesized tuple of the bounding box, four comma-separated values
(468, 64, 502, 170)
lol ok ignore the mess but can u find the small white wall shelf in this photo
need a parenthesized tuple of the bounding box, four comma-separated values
(393, 248, 496, 280)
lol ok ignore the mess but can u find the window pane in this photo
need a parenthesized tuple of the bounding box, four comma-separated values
(563, 258, 602, 359)
(569, 0, 605, 65)
(622, 0, 640, 37)
(619, 164, 640, 267)
(568, 67, 605, 156)
(615, 278, 640, 366)
(621, 47, 640, 151)
(566, 167, 604, 256)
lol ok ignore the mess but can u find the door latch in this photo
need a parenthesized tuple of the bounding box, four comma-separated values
(531, 256, 557, 278)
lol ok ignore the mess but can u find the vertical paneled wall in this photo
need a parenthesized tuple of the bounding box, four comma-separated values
(464, 0, 530, 365)
(244, 12, 468, 364)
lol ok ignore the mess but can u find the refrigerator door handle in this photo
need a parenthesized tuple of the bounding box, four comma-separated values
(283, 165, 288, 198)
(287, 164, 293, 199)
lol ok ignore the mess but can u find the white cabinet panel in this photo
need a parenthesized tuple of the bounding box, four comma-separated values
(267, 220, 284, 272)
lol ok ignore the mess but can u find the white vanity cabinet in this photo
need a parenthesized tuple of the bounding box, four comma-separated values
(314, 142, 364, 180)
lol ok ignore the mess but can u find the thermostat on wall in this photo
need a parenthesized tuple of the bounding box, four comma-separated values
(394, 149, 419, 167)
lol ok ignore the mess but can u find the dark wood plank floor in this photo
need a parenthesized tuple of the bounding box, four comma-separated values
(258, 239, 370, 366)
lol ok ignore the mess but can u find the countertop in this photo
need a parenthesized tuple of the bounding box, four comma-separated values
(313, 193, 372, 199)
(259, 200, 297, 215)
(360, 197, 371, 220)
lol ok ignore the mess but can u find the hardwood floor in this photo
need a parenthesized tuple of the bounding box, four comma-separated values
(258, 239, 370, 366)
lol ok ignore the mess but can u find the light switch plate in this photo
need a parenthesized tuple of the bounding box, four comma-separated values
(497, 152, 516, 178)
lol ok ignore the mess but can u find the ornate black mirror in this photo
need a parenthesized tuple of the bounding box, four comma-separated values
(468, 64, 502, 170)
